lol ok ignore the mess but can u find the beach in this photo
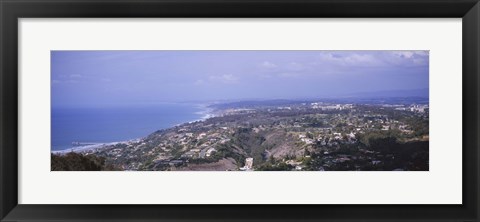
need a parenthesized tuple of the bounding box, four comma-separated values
(51, 141, 127, 154)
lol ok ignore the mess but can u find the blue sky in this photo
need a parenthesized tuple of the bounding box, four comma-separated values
(51, 50, 429, 108)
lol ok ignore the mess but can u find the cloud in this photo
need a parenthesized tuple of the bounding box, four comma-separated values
(386, 51, 429, 66)
(209, 74, 239, 84)
(315, 51, 429, 68)
(318, 52, 382, 67)
(260, 61, 277, 69)
(392, 51, 414, 59)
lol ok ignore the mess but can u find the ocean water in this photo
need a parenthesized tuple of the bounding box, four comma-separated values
(51, 104, 205, 151)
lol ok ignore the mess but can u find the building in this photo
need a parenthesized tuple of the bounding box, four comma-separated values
(245, 157, 253, 169)
(240, 157, 254, 171)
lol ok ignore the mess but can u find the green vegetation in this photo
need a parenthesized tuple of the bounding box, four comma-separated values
(51, 152, 120, 171)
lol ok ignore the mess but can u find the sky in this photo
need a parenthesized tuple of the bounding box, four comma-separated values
(51, 50, 429, 108)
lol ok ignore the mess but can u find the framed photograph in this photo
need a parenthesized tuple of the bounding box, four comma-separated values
(1, 0, 479, 221)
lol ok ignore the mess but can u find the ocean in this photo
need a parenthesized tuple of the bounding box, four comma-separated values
(51, 103, 206, 151)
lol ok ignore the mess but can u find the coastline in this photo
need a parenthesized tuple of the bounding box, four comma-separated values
(51, 140, 138, 155)
(194, 103, 217, 120)
(51, 103, 217, 154)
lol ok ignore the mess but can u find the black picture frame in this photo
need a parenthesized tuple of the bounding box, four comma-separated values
(1, 0, 479, 221)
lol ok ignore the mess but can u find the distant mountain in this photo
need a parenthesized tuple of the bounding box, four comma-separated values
(343, 88, 429, 99)
(207, 89, 429, 109)
(210, 99, 307, 109)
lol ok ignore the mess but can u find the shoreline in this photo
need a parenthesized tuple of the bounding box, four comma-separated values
(51, 139, 139, 155)
(194, 104, 217, 120)
(51, 104, 217, 154)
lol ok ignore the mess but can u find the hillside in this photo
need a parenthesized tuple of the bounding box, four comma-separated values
(52, 101, 429, 171)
